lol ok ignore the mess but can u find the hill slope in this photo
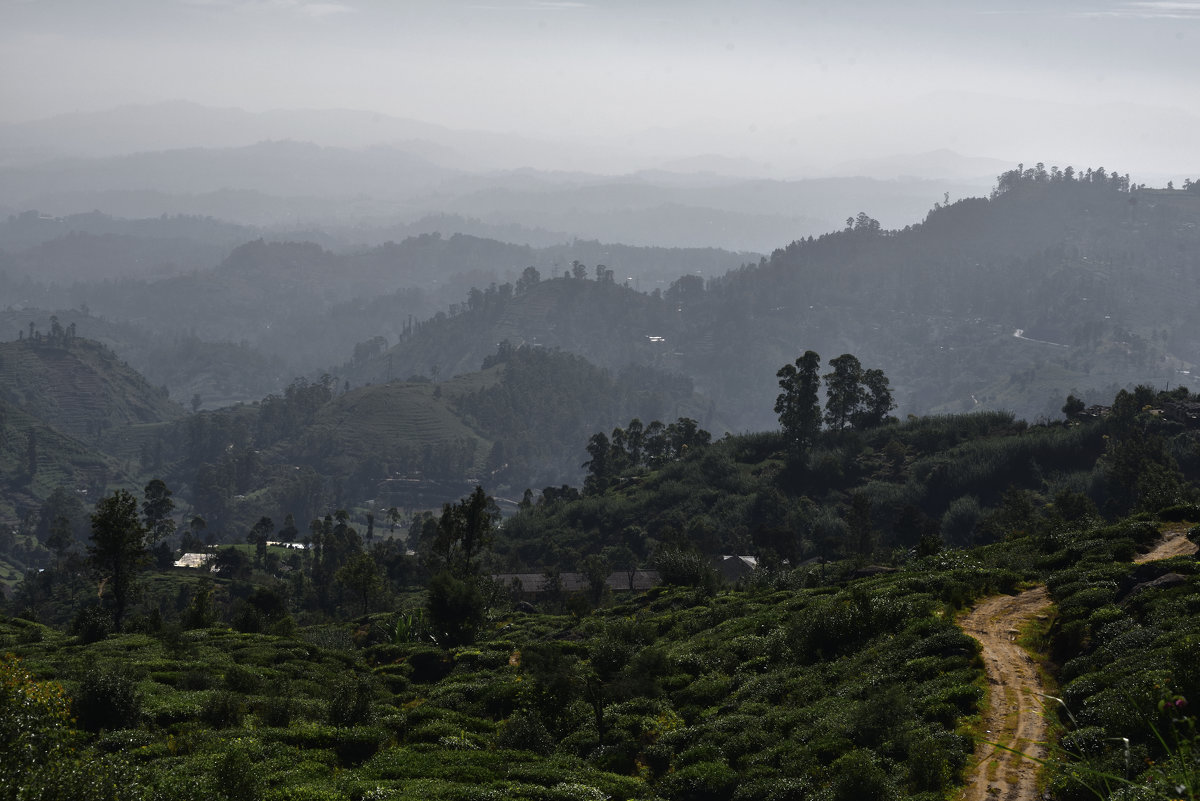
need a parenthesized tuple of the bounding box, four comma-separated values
(0, 334, 182, 440)
(360, 173, 1200, 429)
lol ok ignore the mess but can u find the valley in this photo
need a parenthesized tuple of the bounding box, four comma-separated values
(3, 158, 1200, 801)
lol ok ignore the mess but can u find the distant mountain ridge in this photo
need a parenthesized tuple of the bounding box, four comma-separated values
(0, 103, 991, 251)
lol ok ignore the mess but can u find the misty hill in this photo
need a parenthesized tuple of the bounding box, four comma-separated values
(0, 101, 564, 171)
(0, 309, 288, 411)
(0, 332, 182, 442)
(0, 140, 455, 207)
(0, 327, 711, 538)
(0, 394, 138, 525)
(0, 111, 985, 251)
(344, 272, 678, 388)
(357, 170, 1200, 428)
(137, 344, 712, 536)
(0, 334, 178, 522)
(1, 233, 750, 406)
(680, 169, 1200, 424)
(0, 208, 259, 251)
(0, 229, 226, 283)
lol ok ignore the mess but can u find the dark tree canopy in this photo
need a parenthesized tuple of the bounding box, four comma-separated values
(852, 368, 897, 430)
(775, 350, 822, 452)
(141, 478, 175, 543)
(88, 489, 150, 632)
(432, 486, 500, 577)
(824, 354, 864, 432)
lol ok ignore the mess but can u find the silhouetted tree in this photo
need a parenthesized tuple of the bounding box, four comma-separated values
(775, 350, 822, 453)
(141, 478, 175, 543)
(851, 368, 896, 429)
(824, 354, 864, 431)
(432, 486, 500, 577)
(88, 490, 149, 631)
(336, 551, 382, 616)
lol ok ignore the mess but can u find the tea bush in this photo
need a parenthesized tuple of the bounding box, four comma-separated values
(73, 664, 143, 732)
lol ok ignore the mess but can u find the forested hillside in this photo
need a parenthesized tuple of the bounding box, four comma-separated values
(0, 328, 181, 440)
(5, 169, 1197, 429)
(357, 170, 1200, 429)
(0, 230, 749, 407)
(5, 379, 1200, 801)
(0, 337, 712, 580)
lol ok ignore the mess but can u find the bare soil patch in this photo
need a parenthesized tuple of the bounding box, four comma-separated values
(1134, 526, 1198, 563)
(958, 586, 1052, 801)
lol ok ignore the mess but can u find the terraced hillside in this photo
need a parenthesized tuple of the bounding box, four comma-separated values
(0, 335, 182, 441)
(0, 396, 136, 526)
(283, 368, 505, 488)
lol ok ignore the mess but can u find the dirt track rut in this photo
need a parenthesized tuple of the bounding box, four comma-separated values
(1135, 527, 1198, 563)
(956, 528, 1197, 800)
(958, 586, 1052, 801)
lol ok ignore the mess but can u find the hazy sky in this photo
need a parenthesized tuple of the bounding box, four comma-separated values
(3, 0, 1199, 175)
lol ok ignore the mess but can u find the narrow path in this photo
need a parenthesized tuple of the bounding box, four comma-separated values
(1134, 526, 1198, 563)
(956, 527, 1197, 800)
(958, 586, 1052, 801)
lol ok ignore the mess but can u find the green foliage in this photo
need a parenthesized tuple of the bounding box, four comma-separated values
(827, 749, 899, 801)
(326, 675, 376, 728)
(201, 690, 245, 728)
(72, 605, 113, 644)
(73, 665, 142, 733)
(652, 547, 718, 589)
(775, 350, 821, 455)
(214, 742, 261, 801)
(426, 572, 485, 648)
(87, 489, 150, 632)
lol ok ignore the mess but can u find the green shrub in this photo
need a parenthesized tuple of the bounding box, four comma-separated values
(231, 601, 264, 634)
(657, 759, 737, 801)
(214, 743, 260, 801)
(72, 605, 113, 644)
(332, 725, 387, 766)
(1157, 504, 1200, 522)
(653, 547, 719, 589)
(828, 748, 899, 801)
(731, 777, 811, 801)
(73, 665, 142, 732)
(225, 664, 266, 695)
(327, 675, 375, 727)
(427, 571, 485, 648)
(202, 690, 245, 728)
(180, 670, 214, 691)
(406, 646, 454, 683)
(257, 690, 293, 727)
(495, 710, 554, 755)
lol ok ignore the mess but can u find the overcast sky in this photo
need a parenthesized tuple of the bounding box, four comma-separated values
(3, 0, 1198, 176)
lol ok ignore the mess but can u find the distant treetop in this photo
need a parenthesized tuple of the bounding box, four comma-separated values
(992, 162, 1131, 197)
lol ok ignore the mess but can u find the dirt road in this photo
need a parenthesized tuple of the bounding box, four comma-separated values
(958, 586, 1052, 801)
(1135, 526, 1198, 563)
(954, 527, 1195, 799)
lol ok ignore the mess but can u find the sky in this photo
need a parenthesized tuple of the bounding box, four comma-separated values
(2, 0, 1199, 177)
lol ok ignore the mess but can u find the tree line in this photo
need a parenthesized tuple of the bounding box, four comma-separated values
(775, 351, 896, 455)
